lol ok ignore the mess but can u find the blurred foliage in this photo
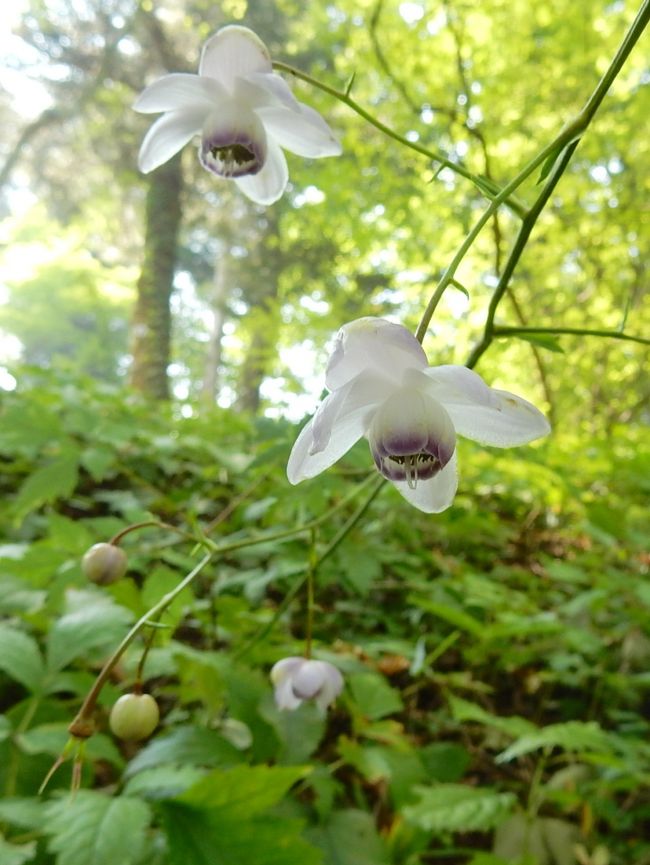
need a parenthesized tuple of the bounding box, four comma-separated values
(0, 367, 648, 864)
(0, 0, 649, 863)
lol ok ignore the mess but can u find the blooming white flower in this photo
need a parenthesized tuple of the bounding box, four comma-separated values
(134, 25, 341, 205)
(271, 657, 344, 712)
(287, 317, 551, 513)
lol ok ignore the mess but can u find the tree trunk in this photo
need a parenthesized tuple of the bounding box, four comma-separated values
(130, 154, 183, 400)
(200, 252, 230, 406)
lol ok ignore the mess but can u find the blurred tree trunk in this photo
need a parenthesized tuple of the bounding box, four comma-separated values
(200, 252, 230, 406)
(130, 155, 183, 400)
(235, 286, 280, 414)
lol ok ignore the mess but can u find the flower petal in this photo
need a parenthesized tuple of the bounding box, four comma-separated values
(199, 25, 272, 90)
(291, 660, 327, 700)
(326, 317, 428, 391)
(134, 73, 225, 113)
(368, 388, 456, 484)
(256, 103, 342, 158)
(270, 656, 303, 685)
(425, 366, 551, 446)
(234, 139, 288, 204)
(390, 450, 459, 513)
(138, 108, 205, 173)
(200, 104, 267, 178)
(274, 676, 303, 710)
(287, 370, 392, 483)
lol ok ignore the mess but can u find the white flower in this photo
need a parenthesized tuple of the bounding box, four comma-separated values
(287, 317, 551, 513)
(271, 657, 344, 712)
(134, 25, 341, 205)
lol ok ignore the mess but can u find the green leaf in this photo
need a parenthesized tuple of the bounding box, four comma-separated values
(0, 836, 37, 865)
(347, 673, 403, 720)
(411, 597, 484, 637)
(45, 792, 152, 865)
(449, 696, 537, 739)
(46, 589, 133, 671)
(123, 765, 207, 799)
(160, 805, 322, 865)
(510, 332, 565, 353)
(496, 721, 616, 763)
(0, 797, 46, 829)
(124, 726, 244, 778)
(307, 810, 389, 865)
(403, 784, 516, 834)
(176, 764, 310, 816)
(11, 452, 79, 523)
(0, 624, 45, 692)
(16, 724, 123, 768)
(419, 743, 471, 783)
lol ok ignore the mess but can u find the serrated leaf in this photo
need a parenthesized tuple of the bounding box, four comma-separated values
(123, 765, 207, 799)
(403, 784, 516, 834)
(176, 764, 310, 816)
(0, 798, 46, 830)
(449, 696, 537, 739)
(0, 624, 45, 692)
(160, 805, 322, 865)
(496, 721, 615, 763)
(11, 452, 79, 523)
(45, 792, 151, 865)
(124, 726, 244, 778)
(16, 723, 123, 767)
(347, 673, 403, 720)
(0, 836, 37, 865)
(46, 589, 133, 671)
(307, 809, 389, 865)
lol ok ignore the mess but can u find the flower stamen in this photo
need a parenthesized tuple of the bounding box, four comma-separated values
(385, 453, 440, 489)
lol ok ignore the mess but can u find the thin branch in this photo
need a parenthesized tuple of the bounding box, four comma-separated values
(492, 325, 650, 347)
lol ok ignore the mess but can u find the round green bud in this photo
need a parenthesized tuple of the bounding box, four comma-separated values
(82, 543, 128, 585)
(109, 693, 159, 741)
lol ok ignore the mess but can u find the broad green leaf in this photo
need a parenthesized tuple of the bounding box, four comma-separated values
(307, 809, 389, 865)
(176, 764, 310, 816)
(124, 726, 244, 778)
(347, 673, 403, 720)
(419, 743, 471, 783)
(403, 784, 516, 834)
(411, 597, 484, 637)
(496, 721, 615, 763)
(46, 589, 133, 671)
(0, 797, 46, 830)
(338, 739, 426, 807)
(449, 696, 537, 739)
(0, 716, 12, 742)
(0, 624, 45, 692)
(45, 792, 151, 865)
(494, 814, 578, 865)
(11, 452, 79, 523)
(16, 724, 123, 767)
(160, 805, 322, 865)
(123, 765, 207, 799)
(0, 835, 37, 865)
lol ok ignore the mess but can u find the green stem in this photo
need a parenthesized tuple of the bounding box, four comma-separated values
(492, 325, 650, 348)
(465, 141, 579, 369)
(272, 60, 525, 214)
(416, 0, 650, 344)
(234, 476, 386, 661)
(68, 473, 380, 736)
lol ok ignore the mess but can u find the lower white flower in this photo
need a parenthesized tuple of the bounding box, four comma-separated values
(271, 657, 344, 712)
(287, 317, 551, 513)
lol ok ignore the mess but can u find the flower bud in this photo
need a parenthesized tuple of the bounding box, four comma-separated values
(109, 693, 159, 741)
(270, 657, 344, 713)
(82, 543, 128, 585)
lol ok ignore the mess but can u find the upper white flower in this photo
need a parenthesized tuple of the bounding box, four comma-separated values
(133, 25, 342, 205)
(271, 657, 344, 712)
(287, 317, 551, 513)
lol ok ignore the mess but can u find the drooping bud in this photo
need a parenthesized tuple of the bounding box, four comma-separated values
(109, 693, 159, 741)
(82, 543, 128, 585)
(270, 657, 344, 712)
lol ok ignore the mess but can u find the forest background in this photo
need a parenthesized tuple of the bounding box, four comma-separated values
(0, 1, 648, 864)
